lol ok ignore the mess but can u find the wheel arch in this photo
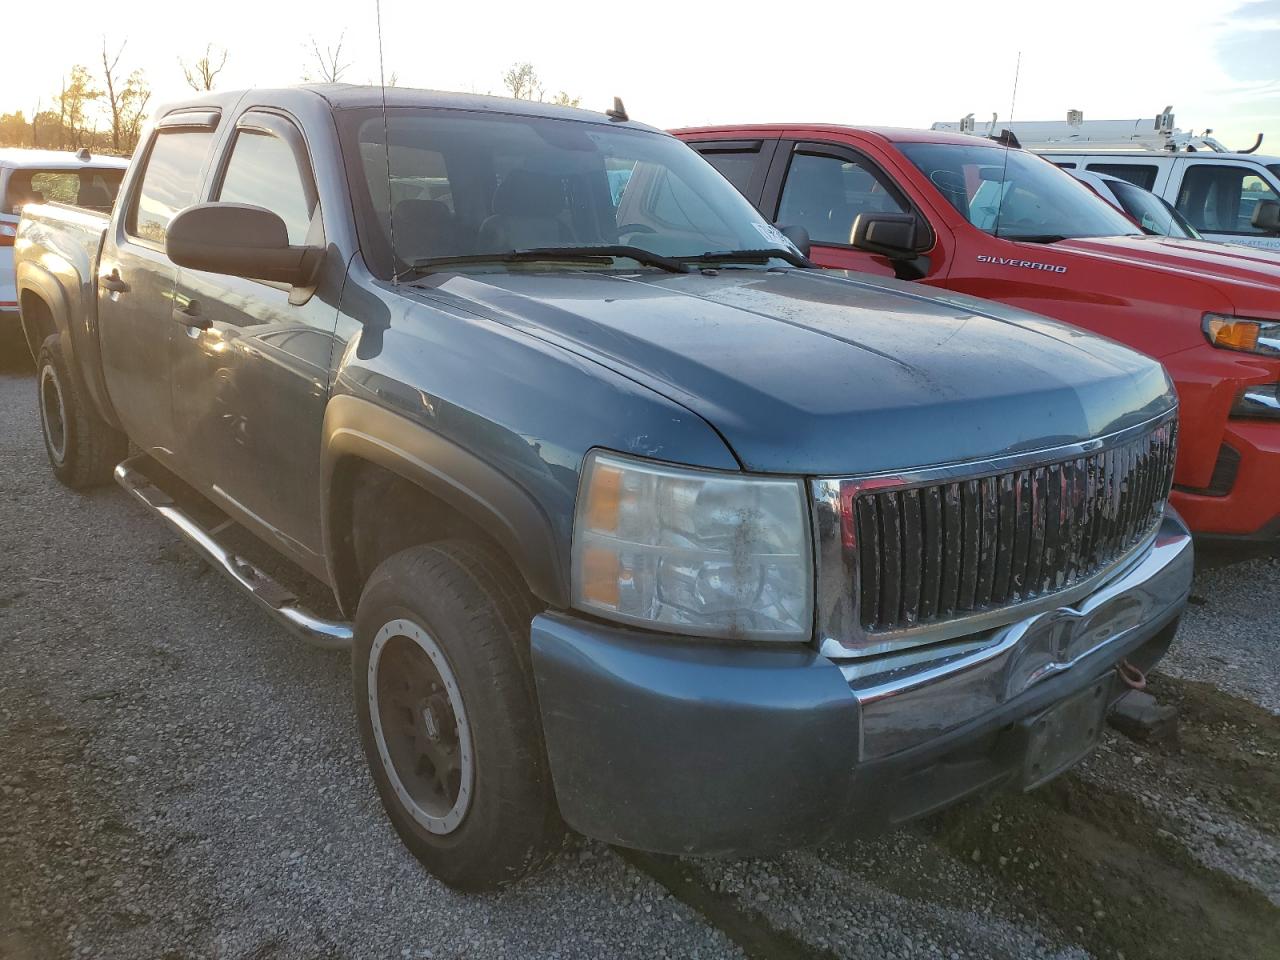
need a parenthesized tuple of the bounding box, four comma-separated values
(322, 394, 568, 618)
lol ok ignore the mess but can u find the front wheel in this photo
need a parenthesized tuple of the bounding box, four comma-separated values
(35, 335, 128, 489)
(352, 540, 563, 890)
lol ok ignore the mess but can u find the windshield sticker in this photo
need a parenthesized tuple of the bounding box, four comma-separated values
(977, 254, 1067, 274)
(753, 222, 797, 252)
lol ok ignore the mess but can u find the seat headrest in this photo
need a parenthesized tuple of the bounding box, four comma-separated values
(492, 170, 563, 219)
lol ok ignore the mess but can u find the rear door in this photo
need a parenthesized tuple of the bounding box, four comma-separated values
(168, 109, 339, 568)
(1167, 158, 1280, 249)
(682, 138, 777, 206)
(98, 111, 221, 456)
(759, 139, 930, 278)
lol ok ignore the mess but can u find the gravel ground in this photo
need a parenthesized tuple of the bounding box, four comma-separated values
(1, 357, 1277, 960)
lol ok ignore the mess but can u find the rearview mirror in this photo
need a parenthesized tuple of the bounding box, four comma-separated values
(1251, 199, 1280, 234)
(166, 203, 321, 286)
(775, 224, 811, 258)
(851, 213, 919, 259)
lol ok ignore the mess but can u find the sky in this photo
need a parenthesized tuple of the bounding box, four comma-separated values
(4, 0, 1278, 152)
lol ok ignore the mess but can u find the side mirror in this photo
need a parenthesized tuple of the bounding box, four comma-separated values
(166, 203, 320, 286)
(1251, 199, 1280, 234)
(851, 213, 920, 259)
(776, 224, 811, 258)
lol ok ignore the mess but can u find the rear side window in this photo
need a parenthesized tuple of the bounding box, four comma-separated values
(699, 150, 759, 194)
(217, 131, 317, 245)
(1176, 164, 1280, 234)
(776, 151, 911, 246)
(4, 168, 124, 214)
(128, 130, 214, 243)
(1086, 163, 1159, 191)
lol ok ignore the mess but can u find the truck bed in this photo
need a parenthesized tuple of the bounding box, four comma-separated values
(14, 202, 110, 359)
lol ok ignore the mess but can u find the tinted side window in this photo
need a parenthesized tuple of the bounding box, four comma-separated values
(777, 152, 910, 246)
(3, 168, 123, 213)
(700, 150, 758, 194)
(128, 130, 213, 243)
(1086, 163, 1158, 191)
(1177, 164, 1280, 234)
(217, 130, 316, 245)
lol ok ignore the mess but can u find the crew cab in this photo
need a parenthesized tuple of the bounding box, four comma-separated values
(1, 148, 127, 344)
(16, 87, 1191, 890)
(675, 125, 1280, 540)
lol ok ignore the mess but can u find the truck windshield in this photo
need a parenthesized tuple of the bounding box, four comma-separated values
(1107, 179, 1201, 239)
(341, 108, 797, 277)
(899, 142, 1140, 241)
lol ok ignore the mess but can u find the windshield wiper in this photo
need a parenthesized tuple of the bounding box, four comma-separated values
(1002, 234, 1068, 244)
(677, 247, 812, 268)
(409, 246, 691, 276)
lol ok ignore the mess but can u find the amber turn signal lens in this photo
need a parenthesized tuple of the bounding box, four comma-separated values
(579, 545, 621, 607)
(584, 464, 623, 532)
(1205, 317, 1260, 352)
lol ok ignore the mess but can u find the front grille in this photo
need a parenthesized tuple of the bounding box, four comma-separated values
(853, 420, 1177, 632)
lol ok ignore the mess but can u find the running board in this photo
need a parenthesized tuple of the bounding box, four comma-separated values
(114, 456, 353, 651)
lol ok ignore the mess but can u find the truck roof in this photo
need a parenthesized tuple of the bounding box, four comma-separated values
(0, 148, 130, 169)
(671, 124, 1006, 148)
(154, 84, 663, 134)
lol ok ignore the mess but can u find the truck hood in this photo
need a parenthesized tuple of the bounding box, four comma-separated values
(410, 268, 1174, 475)
(1054, 235, 1280, 309)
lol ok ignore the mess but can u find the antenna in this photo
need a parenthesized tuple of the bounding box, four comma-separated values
(606, 97, 628, 122)
(991, 51, 1021, 241)
(375, 0, 398, 282)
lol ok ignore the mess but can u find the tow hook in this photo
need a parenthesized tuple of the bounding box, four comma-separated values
(1116, 658, 1147, 691)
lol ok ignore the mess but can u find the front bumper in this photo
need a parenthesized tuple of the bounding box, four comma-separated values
(530, 514, 1193, 856)
(1172, 418, 1280, 539)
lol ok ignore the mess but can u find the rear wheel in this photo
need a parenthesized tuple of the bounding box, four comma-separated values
(352, 540, 563, 890)
(36, 335, 127, 489)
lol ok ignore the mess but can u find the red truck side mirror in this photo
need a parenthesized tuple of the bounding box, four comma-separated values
(166, 202, 321, 287)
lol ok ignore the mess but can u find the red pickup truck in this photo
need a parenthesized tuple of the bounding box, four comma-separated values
(673, 125, 1280, 540)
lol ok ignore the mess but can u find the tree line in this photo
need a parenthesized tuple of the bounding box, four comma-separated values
(0, 35, 580, 156)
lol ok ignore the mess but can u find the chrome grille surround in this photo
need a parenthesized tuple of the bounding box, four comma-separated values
(811, 409, 1179, 658)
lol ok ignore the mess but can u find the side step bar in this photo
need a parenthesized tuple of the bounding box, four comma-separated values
(114, 456, 353, 651)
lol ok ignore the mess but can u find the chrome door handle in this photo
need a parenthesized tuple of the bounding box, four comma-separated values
(100, 270, 129, 294)
(172, 301, 211, 330)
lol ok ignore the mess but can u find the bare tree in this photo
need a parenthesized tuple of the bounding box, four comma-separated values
(304, 32, 351, 83)
(181, 43, 228, 91)
(502, 62, 543, 101)
(549, 91, 582, 108)
(100, 39, 151, 153)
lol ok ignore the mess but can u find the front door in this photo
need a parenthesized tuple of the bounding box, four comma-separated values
(169, 111, 339, 571)
(764, 142, 926, 278)
(98, 119, 218, 455)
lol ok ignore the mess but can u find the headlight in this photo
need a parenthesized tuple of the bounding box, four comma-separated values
(1202, 314, 1280, 357)
(572, 450, 812, 642)
(1232, 383, 1280, 419)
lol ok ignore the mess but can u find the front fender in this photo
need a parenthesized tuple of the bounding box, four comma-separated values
(321, 393, 566, 610)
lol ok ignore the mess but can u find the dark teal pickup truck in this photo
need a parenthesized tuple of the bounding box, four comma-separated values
(15, 85, 1192, 890)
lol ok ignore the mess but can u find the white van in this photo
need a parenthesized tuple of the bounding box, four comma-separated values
(1041, 151, 1280, 250)
(932, 109, 1280, 250)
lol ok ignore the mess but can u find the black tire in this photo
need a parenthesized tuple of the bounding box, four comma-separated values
(35, 335, 128, 489)
(352, 540, 563, 890)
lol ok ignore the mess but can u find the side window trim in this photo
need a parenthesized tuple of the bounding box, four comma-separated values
(209, 111, 321, 217)
(764, 139, 933, 252)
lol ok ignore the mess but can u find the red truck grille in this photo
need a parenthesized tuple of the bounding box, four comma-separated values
(851, 419, 1177, 632)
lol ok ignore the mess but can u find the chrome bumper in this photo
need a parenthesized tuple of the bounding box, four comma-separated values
(840, 513, 1193, 760)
